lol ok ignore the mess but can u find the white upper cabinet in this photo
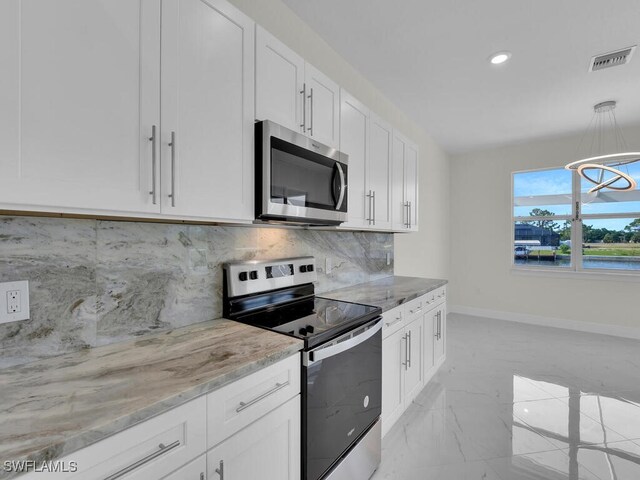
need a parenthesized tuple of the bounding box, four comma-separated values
(0, 0, 161, 215)
(369, 114, 393, 230)
(340, 92, 370, 229)
(304, 63, 340, 148)
(340, 90, 395, 231)
(391, 132, 419, 231)
(255, 26, 305, 132)
(405, 141, 419, 231)
(161, 0, 254, 221)
(255, 26, 339, 148)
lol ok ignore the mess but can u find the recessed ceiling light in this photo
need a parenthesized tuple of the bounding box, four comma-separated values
(489, 51, 512, 65)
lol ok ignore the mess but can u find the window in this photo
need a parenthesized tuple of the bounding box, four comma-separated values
(512, 165, 640, 273)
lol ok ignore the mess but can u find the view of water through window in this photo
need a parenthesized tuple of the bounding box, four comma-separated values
(513, 166, 640, 272)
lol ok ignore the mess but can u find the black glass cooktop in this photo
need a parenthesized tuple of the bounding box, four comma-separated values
(232, 295, 381, 349)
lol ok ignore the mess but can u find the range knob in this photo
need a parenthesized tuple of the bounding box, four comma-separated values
(298, 327, 307, 336)
(307, 264, 314, 272)
(238, 272, 248, 282)
(306, 325, 315, 334)
(249, 270, 258, 280)
(300, 265, 308, 273)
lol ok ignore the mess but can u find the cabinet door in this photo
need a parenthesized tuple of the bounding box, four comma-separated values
(207, 395, 300, 480)
(382, 328, 405, 437)
(0, 0, 161, 215)
(162, 455, 206, 480)
(369, 114, 393, 230)
(255, 26, 305, 132)
(424, 308, 437, 378)
(305, 63, 340, 148)
(434, 304, 446, 365)
(161, 0, 254, 221)
(403, 316, 423, 405)
(391, 133, 407, 230)
(405, 141, 419, 231)
(340, 91, 370, 229)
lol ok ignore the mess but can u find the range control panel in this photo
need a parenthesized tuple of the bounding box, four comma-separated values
(224, 257, 317, 298)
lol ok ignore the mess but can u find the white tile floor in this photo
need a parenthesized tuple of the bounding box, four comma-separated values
(371, 313, 640, 480)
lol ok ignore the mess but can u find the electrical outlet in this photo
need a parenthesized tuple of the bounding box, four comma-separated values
(325, 257, 333, 275)
(386, 252, 392, 266)
(7, 290, 20, 313)
(0, 280, 30, 324)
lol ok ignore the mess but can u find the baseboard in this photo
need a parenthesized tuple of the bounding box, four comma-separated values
(449, 305, 640, 340)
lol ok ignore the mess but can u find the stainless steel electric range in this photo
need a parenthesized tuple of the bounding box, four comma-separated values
(223, 257, 382, 480)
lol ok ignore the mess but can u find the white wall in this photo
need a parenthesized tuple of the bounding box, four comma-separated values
(450, 124, 640, 331)
(228, 0, 450, 281)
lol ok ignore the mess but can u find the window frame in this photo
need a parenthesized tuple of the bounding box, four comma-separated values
(511, 166, 640, 277)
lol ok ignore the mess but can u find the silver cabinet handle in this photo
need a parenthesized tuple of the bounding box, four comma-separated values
(402, 333, 408, 370)
(366, 190, 373, 225)
(215, 459, 224, 479)
(168, 131, 176, 207)
(200, 473, 205, 480)
(300, 83, 307, 132)
(372, 190, 376, 225)
(410, 303, 423, 315)
(385, 312, 403, 328)
(308, 87, 314, 136)
(435, 312, 440, 339)
(236, 381, 290, 413)
(408, 201, 412, 229)
(407, 330, 412, 367)
(404, 201, 410, 228)
(149, 125, 157, 205)
(104, 440, 180, 480)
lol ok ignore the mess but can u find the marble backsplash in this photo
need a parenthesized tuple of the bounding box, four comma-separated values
(0, 216, 393, 368)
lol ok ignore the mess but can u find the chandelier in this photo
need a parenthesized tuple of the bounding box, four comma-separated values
(565, 101, 639, 193)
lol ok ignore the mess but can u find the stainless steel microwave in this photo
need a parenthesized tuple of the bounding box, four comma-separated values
(255, 120, 348, 225)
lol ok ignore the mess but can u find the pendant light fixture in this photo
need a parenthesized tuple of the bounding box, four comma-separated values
(565, 101, 639, 193)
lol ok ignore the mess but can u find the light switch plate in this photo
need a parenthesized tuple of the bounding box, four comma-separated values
(0, 280, 30, 324)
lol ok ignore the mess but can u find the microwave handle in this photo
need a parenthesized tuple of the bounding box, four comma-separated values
(334, 163, 346, 211)
(303, 319, 381, 366)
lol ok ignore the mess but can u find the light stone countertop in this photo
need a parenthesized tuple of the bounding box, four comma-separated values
(322, 276, 448, 312)
(0, 319, 302, 474)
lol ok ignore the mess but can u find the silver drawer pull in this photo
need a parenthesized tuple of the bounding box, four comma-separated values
(385, 313, 403, 328)
(104, 440, 180, 480)
(236, 381, 290, 413)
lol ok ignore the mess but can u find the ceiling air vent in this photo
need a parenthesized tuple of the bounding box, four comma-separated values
(589, 46, 636, 72)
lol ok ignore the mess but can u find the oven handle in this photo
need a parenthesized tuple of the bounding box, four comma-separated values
(304, 318, 382, 366)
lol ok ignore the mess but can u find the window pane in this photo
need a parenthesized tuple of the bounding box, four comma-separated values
(582, 217, 640, 271)
(513, 169, 573, 217)
(580, 161, 640, 215)
(514, 221, 571, 268)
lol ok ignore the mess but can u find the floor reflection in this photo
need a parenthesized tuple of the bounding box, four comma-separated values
(372, 313, 640, 480)
(513, 376, 640, 479)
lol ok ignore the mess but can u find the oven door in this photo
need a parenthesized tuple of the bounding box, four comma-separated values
(257, 120, 348, 225)
(302, 318, 382, 480)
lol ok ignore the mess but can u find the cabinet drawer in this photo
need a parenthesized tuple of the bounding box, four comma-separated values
(207, 353, 300, 448)
(422, 287, 446, 309)
(33, 396, 207, 480)
(404, 295, 428, 320)
(382, 306, 405, 339)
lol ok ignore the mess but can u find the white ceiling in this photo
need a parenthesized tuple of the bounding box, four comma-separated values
(282, 0, 640, 154)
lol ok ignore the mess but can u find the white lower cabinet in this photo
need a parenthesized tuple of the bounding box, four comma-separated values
(381, 327, 405, 436)
(162, 455, 206, 480)
(207, 395, 300, 480)
(382, 290, 446, 437)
